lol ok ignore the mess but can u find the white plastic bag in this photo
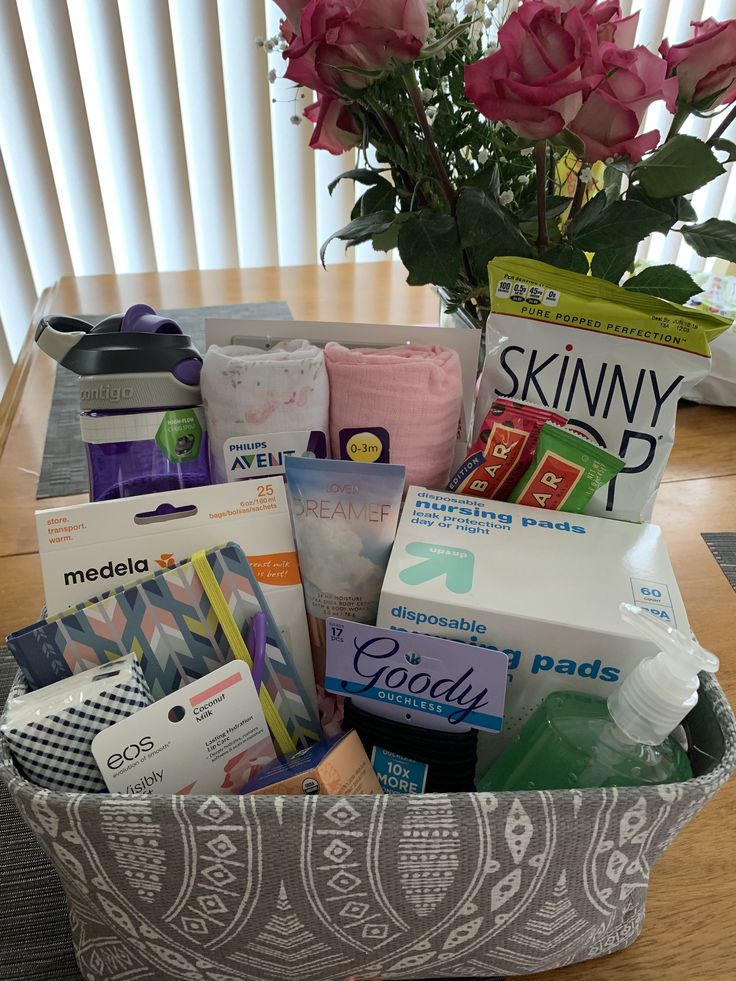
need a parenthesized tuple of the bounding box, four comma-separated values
(683, 323, 736, 406)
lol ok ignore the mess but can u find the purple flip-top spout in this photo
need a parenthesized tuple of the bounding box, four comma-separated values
(121, 304, 202, 386)
(121, 303, 182, 335)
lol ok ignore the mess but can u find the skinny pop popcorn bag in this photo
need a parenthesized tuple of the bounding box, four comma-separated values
(476, 258, 732, 522)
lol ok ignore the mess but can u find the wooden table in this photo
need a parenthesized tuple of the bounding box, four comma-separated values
(1, 262, 734, 981)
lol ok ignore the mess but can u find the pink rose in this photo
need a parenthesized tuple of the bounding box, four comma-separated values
(304, 93, 362, 154)
(547, 0, 638, 47)
(464, 2, 597, 140)
(570, 44, 678, 162)
(546, 0, 638, 48)
(660, 18, 736, 109)
(590, 2, 638, 47)
(276, 0, 429, 93)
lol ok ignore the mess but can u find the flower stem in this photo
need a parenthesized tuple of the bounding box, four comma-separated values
(404, 68, 456, 211)
(535, 141, 548, 252)
(568, 172, 586, 222)
(665, 104, 690, 142)
(708, 103, 736, 145)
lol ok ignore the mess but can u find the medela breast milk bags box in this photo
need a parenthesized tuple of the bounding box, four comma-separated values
(378, 486, 688, 768)
(35, 478, 316, 715)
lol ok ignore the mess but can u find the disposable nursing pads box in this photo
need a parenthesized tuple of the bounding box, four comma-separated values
(378, 486, 688, 768)
(35, 479, 316, 714)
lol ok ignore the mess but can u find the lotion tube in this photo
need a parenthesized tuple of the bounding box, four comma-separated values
(284, 456, 405, 683)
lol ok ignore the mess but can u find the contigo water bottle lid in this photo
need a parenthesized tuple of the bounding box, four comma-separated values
(35, 306, 203, 410)
(608, 603, 719, 746)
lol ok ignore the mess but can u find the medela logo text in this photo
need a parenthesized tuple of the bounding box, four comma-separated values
(62, 553, 176, 585)
(63, 556, 150, 585)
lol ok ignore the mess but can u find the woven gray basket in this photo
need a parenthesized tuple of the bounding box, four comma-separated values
(2, 668, 734, 981)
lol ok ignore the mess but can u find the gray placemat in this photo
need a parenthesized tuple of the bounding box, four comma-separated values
(0, 648, 84, 980)
(703, 532, 736, 591)
(36, 302, 292, 499)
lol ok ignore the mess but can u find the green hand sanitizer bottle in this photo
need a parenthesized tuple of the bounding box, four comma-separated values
(478, 604, 719, 793)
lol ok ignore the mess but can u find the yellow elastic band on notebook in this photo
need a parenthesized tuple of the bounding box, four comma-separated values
(191, 548, 296, 756)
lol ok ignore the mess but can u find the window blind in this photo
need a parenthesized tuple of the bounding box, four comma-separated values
(0, 0, 733, 392)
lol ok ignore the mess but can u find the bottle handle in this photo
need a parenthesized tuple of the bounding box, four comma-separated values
(34, 316, 94, 367)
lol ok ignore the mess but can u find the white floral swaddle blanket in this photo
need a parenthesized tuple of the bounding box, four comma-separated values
(201, 339, 330, 483)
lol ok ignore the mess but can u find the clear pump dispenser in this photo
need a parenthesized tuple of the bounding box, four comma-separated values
(478, 604, 719, 793)
(608, 603, 719, 745)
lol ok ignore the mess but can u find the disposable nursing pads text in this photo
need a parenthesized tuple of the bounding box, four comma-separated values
(409, 489, 587, 535)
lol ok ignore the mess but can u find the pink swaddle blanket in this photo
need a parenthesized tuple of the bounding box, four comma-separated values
(324, 342, 463, 490)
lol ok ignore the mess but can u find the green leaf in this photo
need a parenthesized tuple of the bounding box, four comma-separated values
(627, 186, 677, 218)
(371, 213, 411, 253)
(571, 200, 672, 251)
(419, 21, 477, 60)
(518, 195, 571, 221)
(464, 163, 500, 198)
(541, 245, 589, 275)
(327, 168, 388, 196)
(457, 187, 531, 252)
(371, 225, 400, 252)
(320, 211, 395, 266)
(590, 244, 638, 284)
(603, 165, 624, 203)
(711, 138, 736, 163)
(681, 218, 736, 262)
(676, 197, 698, 222)
(397, 211, 462, 288)
(488, 162, 500, 200)
(455, 187, 532, 282)
(622, 265, 702, 304)
(689, 83, 735, 113)
(360, 179, 397, 216)
(626, 188, 697, 227)
(551, 129, 586, 157)
(507, 136, 538, 151)
(568, 191, 607, 237)
(633, 134, 724, 198)
(333, 64, 386, 83)
(606, 158, 635, 176)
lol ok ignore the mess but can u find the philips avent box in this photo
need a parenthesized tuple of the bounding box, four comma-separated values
(378, 487, 688, 767)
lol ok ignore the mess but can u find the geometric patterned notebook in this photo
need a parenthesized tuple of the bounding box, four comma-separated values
(7, 542, 320, 747)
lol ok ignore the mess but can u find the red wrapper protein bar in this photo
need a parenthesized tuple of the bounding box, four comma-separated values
(508, 424, 625, 513)
(448, 398, 565, 499)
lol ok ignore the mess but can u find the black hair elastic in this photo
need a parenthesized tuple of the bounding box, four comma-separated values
(344, 699, 477, 793)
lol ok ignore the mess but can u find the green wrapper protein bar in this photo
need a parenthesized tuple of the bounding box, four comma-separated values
(508, 423, 624, 513)
(476, 257, 731, 522)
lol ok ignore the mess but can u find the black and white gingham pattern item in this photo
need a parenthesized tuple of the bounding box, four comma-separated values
(4, 660, 153, 793)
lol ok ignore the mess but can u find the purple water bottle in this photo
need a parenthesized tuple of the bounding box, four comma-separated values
(36, 304, 211, 501)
